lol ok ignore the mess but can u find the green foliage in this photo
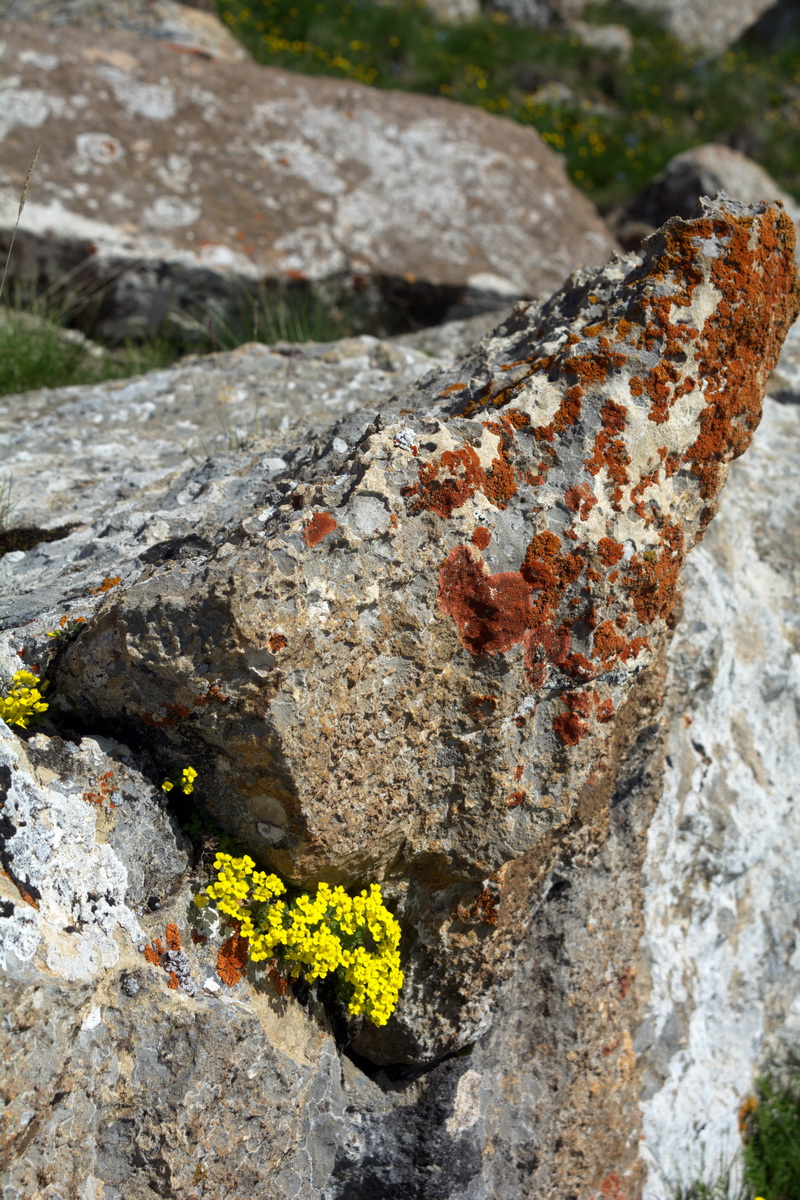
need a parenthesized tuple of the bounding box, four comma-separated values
(216, 0, 800, 210)
(742, 1075, 800, 1200)
(0, 292, 181, 398)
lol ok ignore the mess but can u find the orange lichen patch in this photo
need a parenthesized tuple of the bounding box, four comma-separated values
(143, 938, 164, 966)
(194, 684, 229, 706)
(438, 546, 533, 657)
(619, 636, 650, 662)
(303, 511, 337, 547)
(83, 770, 116, 808)
(167, 972, 180, 990)
(88, 575, 122, 595)
(584, 400, 631, 486)
(471, 526, 491, 550)
(561, 652, 598, 683)
(165, 923, 181, 952)
(404, 439, 517, 520)
(592, 621, 628, 667)
(563, 690, 595, 717)
(624, 521, 684, 624)
(514, 763, 524, 782)
(597, 537, 624, 567)
(561, 348, 625, 387)
(217, 926, 250, 987)
(268, 633, 288, 653)
(502, 408, 531, 429)
(564, 483, 597, 520)
(738, 1094, 758, 1134)
(553, 711, 590, 745)
(629, 376, 643, 397)
(439, 381, 468, 397)
(596, 697, 614, 722)
(506, 791, 525, 809)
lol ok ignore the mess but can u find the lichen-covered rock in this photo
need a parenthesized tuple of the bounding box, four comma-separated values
(54, 196, 800, 1061)
(0, 19, 617, 342)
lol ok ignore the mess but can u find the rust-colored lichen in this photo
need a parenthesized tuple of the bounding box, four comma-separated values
(303, 511, 337, 547)
(165, 923, 181, 951)
(438, 546, 533, 657)
(82, 770, 115, 809)
(217, 925, 249, 986)
(553, 711, 590, 745)
(471, 526, 491, 550)
(268, 633, 288, 653)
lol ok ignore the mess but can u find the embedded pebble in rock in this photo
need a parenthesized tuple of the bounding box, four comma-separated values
(54, 196, 800, 1065)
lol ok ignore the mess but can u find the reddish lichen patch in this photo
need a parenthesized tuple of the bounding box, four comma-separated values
(167, 972, 180, 990)
(506, 790, 525, 809)
(592, 621, 628, 667)
(191, 928, 207, 946)
(553, 711, 590, 746)
(624, 522, 685, 624)
(564, 483, 597, 520)
(82, 770, 116, 809)
(468, 693, 499, 722)
(596, 697, 615, 722)
(563, 690, 595, 717)
(143, 938, 164, 966)
(303, 511, 337, 547)
(597, 536, 624, 566)
(438, 546, 533, 656)
(268, 960, 289, 996)
(268, 633, 288, 653)
(217, 926, 249, 987)
(165, 923, 181, 952)
(142, 702, 192, 727)
(471, 526, 491, 550)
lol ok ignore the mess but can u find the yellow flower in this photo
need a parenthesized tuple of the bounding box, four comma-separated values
(0, 669, 49, 729)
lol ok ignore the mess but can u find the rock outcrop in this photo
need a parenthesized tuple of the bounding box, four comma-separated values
(0, 18, 617, 342)
(2, 195, 799, 1198)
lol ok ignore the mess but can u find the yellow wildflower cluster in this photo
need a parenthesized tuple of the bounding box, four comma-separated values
(0, 669, 49, 729)
(162, 766, 198, 795)
(195, 853, 404, 1026)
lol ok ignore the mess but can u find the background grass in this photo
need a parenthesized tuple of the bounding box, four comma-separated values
(215, 0, 800, 211)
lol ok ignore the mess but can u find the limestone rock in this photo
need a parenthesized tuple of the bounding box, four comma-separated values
(619, 0, 778, 52)
(2, 197, 800, 1198)
(612, 144, 800, 251)
(48, 195, 799, 1062)
(0, 19, 617, 343)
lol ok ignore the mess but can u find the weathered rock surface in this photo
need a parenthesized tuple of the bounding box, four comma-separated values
(2, 195, 800, 1199)
(36, 195, 796, 1066)
(0, 19, 617, 342)
(612, 143, 800, 251)
(619, 0, 777, 52)
(0, 0, 249, 61)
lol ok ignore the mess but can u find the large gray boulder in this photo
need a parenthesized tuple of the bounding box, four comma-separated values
(0, 18, 617, 342)
(2, 195, 800, 1198)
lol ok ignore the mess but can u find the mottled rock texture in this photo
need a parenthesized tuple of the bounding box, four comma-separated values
(48, 195, 799, 1067)
(0, 18, 616, 341)
(2, 195, 800, 1200)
